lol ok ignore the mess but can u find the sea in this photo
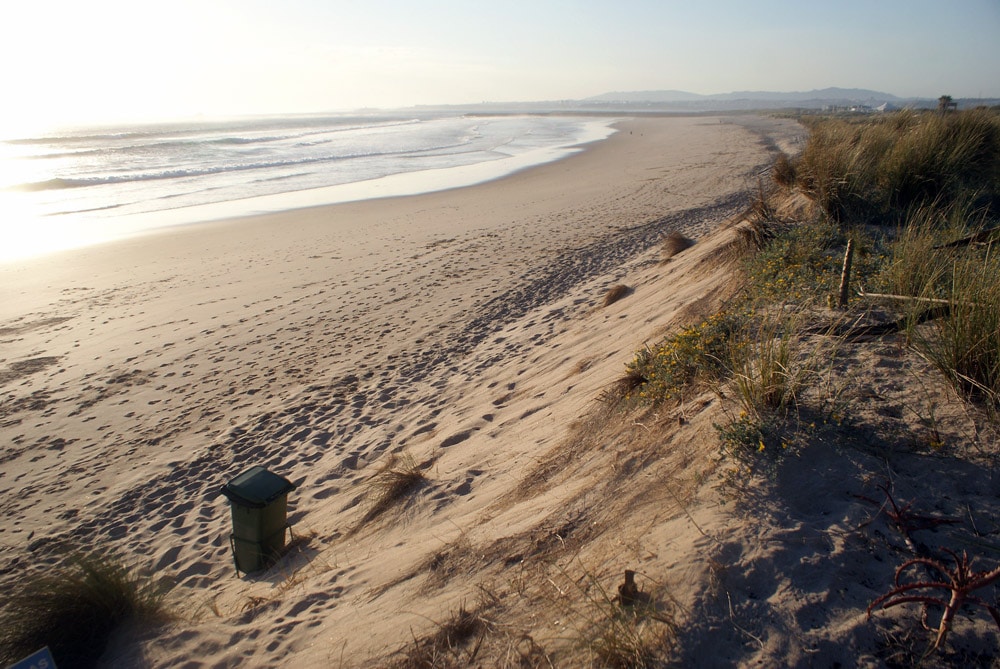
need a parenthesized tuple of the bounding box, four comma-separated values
(0, 112, 616, 262)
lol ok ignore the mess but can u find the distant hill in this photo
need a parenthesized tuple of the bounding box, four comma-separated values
(582, 87, 920, 111)
(587, 87, 903, 103)
(411, 90, 997, 116)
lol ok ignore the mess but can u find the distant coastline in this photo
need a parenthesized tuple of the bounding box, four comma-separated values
(0, 114, 616, 263)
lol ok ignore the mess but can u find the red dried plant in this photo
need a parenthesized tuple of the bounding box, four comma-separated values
(856, 481, 958, 547)
(868, 548, 1000, 651)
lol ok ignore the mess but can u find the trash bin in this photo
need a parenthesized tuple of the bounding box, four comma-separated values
(221, 466, 296, 574)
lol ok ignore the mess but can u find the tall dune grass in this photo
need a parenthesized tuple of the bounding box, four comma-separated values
(0, 553, 171, 669)
(886, 207, 1000, 405)
(793, 109, 1000, 224)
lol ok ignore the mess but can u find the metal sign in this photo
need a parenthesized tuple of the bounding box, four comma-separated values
(6, 646, 57, 669)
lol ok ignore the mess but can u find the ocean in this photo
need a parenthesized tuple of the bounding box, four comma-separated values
(0, 112, 616, 262)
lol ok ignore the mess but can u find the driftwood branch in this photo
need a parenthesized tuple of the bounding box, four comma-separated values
(838, 239, 854, 308)
(857, 289, 979, 309)
(933, 228, 1000, 250)
(856, 290, 953, 306)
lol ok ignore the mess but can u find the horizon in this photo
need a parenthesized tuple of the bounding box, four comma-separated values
(2, 0, 998, 136)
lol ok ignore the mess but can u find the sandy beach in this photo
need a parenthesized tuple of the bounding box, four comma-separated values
(0, 115, 815, 666)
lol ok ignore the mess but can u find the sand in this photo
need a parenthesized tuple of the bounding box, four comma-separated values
(9, 114, 992, 667)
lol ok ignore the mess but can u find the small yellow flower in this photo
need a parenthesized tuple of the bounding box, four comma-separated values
(757, 440, 766, 452)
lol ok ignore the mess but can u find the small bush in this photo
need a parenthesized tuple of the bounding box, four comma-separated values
(743, 219, 848, 304)
(772, 152, 796, 187)
(661, 231, 694, 260)
(618, 312, 736, 406)
(0, 553, 171, 669)
(358, 451, 428, 528)
(603, 284, 632, 307)
(726, 311, 812, 420)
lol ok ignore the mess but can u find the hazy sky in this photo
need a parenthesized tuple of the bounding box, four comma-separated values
(2, 0, 998, 132)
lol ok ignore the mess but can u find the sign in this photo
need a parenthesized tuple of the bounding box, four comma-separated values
(6, 647, 56, 669)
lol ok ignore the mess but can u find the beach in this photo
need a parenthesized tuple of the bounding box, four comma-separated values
(0, 115, 805, 666)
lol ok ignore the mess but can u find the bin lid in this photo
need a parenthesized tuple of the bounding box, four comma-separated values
(221, 466, 296, 509)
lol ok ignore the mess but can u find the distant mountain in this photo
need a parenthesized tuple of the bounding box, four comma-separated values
(583, 87, 915, 110)
(586, 89, 711, 103)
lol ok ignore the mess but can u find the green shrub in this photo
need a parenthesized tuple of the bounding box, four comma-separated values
(743, 220, 847, 303)
(0, 553, 171, 669)
(727, 310, 814, 420)
(618, 312, 736, 405)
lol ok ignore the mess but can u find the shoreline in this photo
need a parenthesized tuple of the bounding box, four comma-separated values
(0, 114, 804, 666)
(0, 117, 618, 266)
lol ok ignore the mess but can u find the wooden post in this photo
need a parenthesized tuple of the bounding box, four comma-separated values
(838, 239, 854, 308)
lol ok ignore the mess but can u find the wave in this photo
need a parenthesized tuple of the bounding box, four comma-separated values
(5, 142, 460, 193)
(4, 117, 423, 149)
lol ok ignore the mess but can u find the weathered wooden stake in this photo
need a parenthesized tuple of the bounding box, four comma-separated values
(838, 238, 854, 308)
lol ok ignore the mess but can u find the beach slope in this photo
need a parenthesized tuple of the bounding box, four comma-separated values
(0, 115, 803, 666)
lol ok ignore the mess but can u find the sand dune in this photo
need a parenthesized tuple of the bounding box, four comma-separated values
(0, 115, 812, 666)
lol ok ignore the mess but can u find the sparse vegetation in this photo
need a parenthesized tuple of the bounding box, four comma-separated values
(357, 451, 429, 529)
(609, 107, 1000, 657)
(388, 603, 490, 668)
(661, 231, 694, 260)
(562, 568, 676, 669)
(608, 312, 733, 407)
(0, 553, 172, 669)
(603, 284, 632, 307)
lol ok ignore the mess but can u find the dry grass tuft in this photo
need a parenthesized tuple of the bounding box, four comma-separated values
(771, 152, 796, 187)
(0, 553, 172, 669)
(599, 348, 650, 407)
(566, 569, 677, 668)
(727, 311, 813, 419)
(388, 603, 491, 668)
(603, 284, 633, 307)
(356, 451, 429, 529)
(661, 231, 694, 261)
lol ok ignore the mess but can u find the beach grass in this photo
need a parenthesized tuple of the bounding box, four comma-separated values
(357, 451, 429, 529)
(661, 230, 694, 260)
(792, 108, 1000, 224)
(0, 553, 172, 669)
(617, 107, 1000, 500)
(603, 284, 633, 307)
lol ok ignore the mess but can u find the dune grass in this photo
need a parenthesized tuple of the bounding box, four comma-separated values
(727, 310, 812, 420)
(0, 553, 171, 669)
(603, 284, 633, 307)
(612, 108, 1000, 503)
(792, 109, 1000, 224)
(357, 451, 429, 529)
(661, 230, 694, 260)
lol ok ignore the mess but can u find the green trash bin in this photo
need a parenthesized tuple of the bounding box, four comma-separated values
(221, 466, 296, 574)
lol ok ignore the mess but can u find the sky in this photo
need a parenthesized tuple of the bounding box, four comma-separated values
(1, 0, 998, 134)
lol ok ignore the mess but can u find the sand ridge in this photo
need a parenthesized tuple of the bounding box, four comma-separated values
(0, 115, 806, 666)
